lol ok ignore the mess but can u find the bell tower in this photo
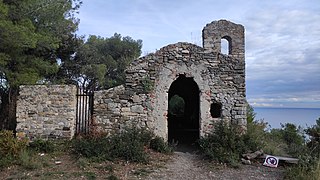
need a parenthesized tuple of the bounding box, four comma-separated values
(202, 19, 245, 61)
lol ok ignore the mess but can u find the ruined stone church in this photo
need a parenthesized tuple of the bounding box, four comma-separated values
(16, 20, 247, 142)
(93, 19, 247, 142)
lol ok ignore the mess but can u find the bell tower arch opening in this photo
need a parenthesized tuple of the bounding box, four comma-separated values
(168, 74, 200, 146)
(221, 36, 232, 55)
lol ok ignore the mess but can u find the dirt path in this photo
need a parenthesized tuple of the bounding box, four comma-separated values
(145, 151, 285, 180)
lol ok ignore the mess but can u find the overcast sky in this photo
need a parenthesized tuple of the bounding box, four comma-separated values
(76, 0, 320, 108)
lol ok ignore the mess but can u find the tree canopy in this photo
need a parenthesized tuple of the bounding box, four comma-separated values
(0, 0, 82, 90)
(0, 0, 82, 130)
(0, 0, 143, 130)
(61, 34, 142, 90)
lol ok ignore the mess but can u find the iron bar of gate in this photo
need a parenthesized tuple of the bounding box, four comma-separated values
(76, 88, 94, 135)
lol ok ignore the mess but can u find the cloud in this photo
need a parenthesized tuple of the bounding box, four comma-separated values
(76, 0, 320, 108)
(244, 4, 320, 108)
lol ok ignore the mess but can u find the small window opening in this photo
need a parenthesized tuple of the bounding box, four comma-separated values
(221, 36, 232, 55)
(210, 102, 222, 118)
(221, 39, 229, 55)
(221, 39, 229, 54)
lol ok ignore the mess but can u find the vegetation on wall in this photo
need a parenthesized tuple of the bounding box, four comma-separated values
(141, 76, 154, 93)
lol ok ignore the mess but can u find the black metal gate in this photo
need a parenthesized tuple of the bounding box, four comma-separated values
(76, 88, 94, 135)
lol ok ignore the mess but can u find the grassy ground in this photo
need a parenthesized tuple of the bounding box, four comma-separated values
(0, 144, 170, 180)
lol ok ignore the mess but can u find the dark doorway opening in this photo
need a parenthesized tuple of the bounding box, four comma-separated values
(168, 74, 200, 149)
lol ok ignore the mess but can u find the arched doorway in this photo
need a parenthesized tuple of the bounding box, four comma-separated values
(168, 74, 200, 145)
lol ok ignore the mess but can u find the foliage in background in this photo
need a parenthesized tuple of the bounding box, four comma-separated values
(305, 117, 320, 158)
(65, 34, 143, 90)
(268, 123, 306, 157)
(285, 118, 320, 179)
(168, 94, 185, 116)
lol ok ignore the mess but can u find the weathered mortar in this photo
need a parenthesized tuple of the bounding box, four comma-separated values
(94, 19, 247, 140)
(16, 85, 77, 139)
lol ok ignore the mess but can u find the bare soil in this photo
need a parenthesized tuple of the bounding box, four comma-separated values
(146, 151, 285, 180)
(0, 149, 285, 180)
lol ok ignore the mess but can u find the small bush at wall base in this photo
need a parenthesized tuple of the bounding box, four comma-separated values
(0, 155, 15, 168)
(0, 130, 28, 158)
(72, 136, 110, 161)
(150, 137, 173, 154)
(198, 120, 264, 165)
(198, 121, 242, 164)
(29, 139, 55, 153)
(107, 174, 119, 180)
(72, 127, 154, 163)
(108, 127, 153, 163)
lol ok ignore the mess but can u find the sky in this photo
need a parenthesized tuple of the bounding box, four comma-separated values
(76, 0, 320, 108)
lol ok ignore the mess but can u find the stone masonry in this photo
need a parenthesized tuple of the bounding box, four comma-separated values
(16, 85, 77, 139)
(94, 20, 247, 140)
(15, 20, 247, 141)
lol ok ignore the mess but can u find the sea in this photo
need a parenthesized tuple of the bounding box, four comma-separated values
(254, 107, 320, 129)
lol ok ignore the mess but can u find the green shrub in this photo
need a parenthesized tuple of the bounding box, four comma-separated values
(18, 150, 41, 170)
(242, 120, 268, 153)
(0, 154, 15, 168)
(267, 123, 307, 157)
(72, 127, 154, 163)
(284, 117, 320, 179)
(108, 127, 153, 163)
(107, 175, 119, 180)
(198, 121, 245, 164)
(285, 158, 320, 180)
(150, 137, 173, 154)
(29, 139, 55, 153)
(199, 106, 269, 165)
(0, 130, 28, 157)
(306, 118, 320, 158)
(72, 135, 110, 161)
(142, 76, 154, 93)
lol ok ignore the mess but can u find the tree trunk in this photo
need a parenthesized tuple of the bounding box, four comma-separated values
(0, 87, 18, 131)
(8, 87, 18, 132)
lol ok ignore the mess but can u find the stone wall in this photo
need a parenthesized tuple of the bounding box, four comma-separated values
(15, 19, 247, 141)
(94, 19, 247, 140)
(16, 85, 77, 139)
(94, 85, 149, 135)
